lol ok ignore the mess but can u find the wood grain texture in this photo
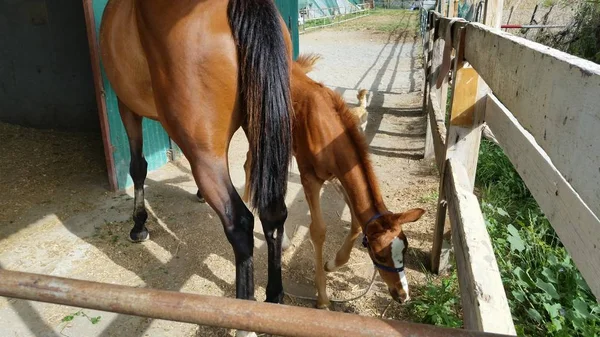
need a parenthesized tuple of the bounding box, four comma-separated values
(428, 91, 447, 169)
(432, 28, 486, 273)
(483, 0, 504, 29)
(449, 66, 477, 126)
(82, 0, 117, 191)
(445, 158, 516, 334)
(426, 20, 447, 167)
(423, 15, 435, 160)
(464, 22, 600, 219)
(486, 94, 600, 300)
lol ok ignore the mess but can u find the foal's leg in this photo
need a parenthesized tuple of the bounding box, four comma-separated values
(301, 173, 330, 309)
(119, 100, 149, 242)
(241, 149, 252, 203)
(325, 187, 362, 271)
(325, 208, 362, 272)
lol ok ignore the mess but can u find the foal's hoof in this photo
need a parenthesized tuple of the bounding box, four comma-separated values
(324, 260, 339, 273)
(129, 228, 150, 243)
(196, 190, 206, 203)
(235, 331, 257, 337)
(316, 301, 332, 310)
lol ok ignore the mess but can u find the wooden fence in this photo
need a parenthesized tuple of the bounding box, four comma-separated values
(421, 4, 600, 336)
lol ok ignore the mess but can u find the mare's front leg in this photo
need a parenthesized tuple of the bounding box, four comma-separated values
(301, 172, 329, 309)
(119, 100, 149, 242)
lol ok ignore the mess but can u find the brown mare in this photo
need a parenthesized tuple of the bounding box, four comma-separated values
(99, 0, 293, 309)
(241, 56, 425, 308)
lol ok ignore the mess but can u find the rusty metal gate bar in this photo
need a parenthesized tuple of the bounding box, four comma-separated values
(0, 269, 513, 337)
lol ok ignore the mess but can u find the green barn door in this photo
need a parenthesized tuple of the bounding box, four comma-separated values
(91, 0, 171, 190)
(274, 0, 300, 59)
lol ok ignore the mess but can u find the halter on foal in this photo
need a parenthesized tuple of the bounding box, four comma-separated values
(242, 56, 425, 308)
(100, 0, 293, 307)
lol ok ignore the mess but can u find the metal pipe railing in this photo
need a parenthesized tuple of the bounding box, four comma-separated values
(0, 269, 514, 337)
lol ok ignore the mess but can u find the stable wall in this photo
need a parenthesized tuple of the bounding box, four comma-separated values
(0, 0, 98, 131)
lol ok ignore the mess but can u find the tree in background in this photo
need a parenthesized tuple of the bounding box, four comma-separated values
(537, 1, 600, 63)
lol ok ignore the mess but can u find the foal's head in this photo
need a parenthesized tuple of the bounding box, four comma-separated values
(363, 208, 425, 303)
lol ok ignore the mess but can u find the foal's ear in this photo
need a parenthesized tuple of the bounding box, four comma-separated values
(392, 208, 426, 226)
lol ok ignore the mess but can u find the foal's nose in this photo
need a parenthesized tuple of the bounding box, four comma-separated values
(390, 288, 410, 303)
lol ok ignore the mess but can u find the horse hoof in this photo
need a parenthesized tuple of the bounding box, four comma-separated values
(129, 229, 149, 243)
(265, 291, 284, 304)
(196, 190, 206, 203)
(316, 302, 331, 310)
(236, 331, 257, 337)
(281, 232, 292, 251)
(324, 260, 338, 273)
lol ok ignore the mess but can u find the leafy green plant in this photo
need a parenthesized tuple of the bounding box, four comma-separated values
(418, 190, 438, 203)
(407, 273, 463, 328)
(61, 310, 102, 326)
(477, 140, 600, 336)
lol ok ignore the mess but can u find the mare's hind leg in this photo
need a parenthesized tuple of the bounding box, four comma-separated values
(242, 150, 291, 253)
(118, 100, 149, 242)
(259, 198, 288, 303)
(191, 158, 256, 300)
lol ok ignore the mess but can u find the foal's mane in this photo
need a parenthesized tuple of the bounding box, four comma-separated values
(323, 87, 385, 210)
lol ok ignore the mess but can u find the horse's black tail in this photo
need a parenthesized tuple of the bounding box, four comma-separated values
(227, 0, 293, 213)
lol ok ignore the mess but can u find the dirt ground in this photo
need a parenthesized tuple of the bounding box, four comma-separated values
(0, 13, 440, 337)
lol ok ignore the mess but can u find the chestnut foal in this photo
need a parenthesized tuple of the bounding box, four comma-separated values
(242, 56, 425, 308)
(100, 0, 293, 314)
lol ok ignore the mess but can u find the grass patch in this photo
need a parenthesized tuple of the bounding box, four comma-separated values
(407, 273, 463, 328)
(418, 190, 438, 203)
(301, 11, 369, 30)
(408, 141, 600, 335)
(302, 9, 419, 35)
(477, 140, 600, 336)
(61, 310, 102, 333)
(339, 9, 419, 34)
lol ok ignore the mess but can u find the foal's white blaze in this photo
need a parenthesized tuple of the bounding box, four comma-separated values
(391, 237, 409, 301)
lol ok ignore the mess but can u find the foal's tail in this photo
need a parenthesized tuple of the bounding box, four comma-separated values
(227, 0, 293, 212)
(296, 53, 322, 74)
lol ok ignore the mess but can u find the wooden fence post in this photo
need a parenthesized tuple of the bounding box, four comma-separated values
(430, 25, 489, 273)
(423, 13, 440, 161)
(447, 0, 455, 17)
(423, 12, 433, 159)
(484, 0, 504, 28)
